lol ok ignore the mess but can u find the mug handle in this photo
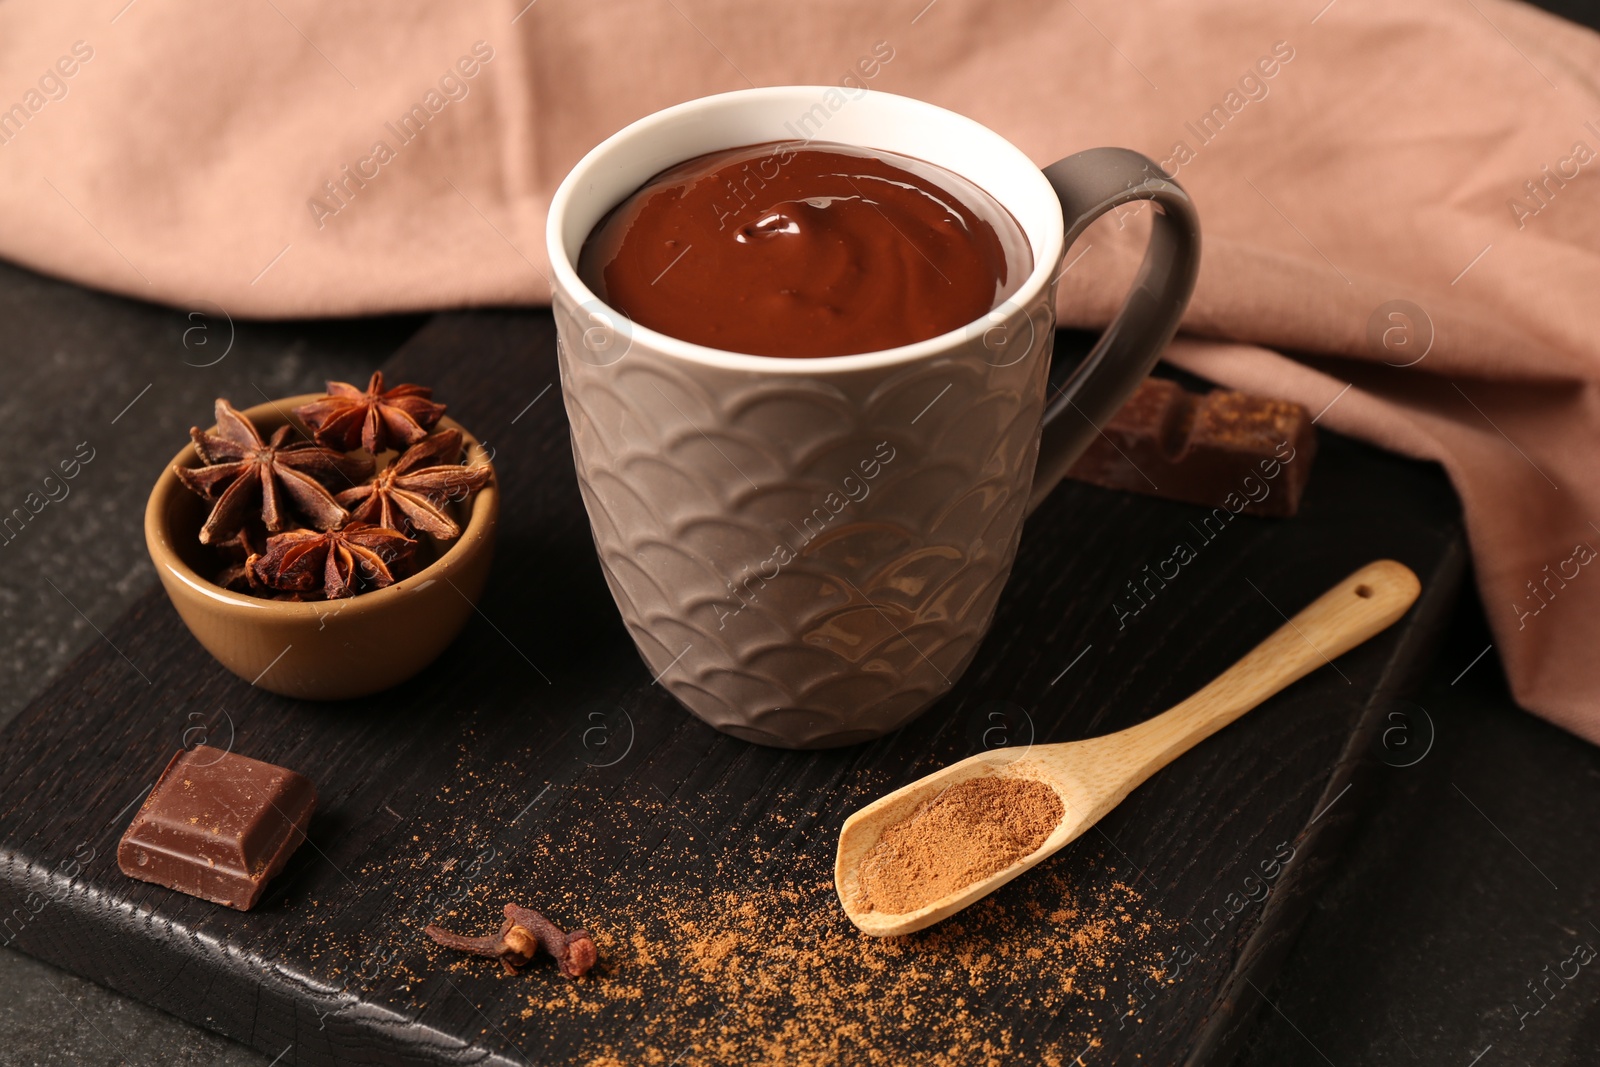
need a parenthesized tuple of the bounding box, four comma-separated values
(1027, 148, 1201, 513)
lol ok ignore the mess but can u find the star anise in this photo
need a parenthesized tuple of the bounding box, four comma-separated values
(294, 371, 447, 454)
(174, 399, 372, 544)
(334, 429, 491, 539)
(213, 518, 268, 562)
(216, 562, 254, 594)
(246, 522, 417, 600)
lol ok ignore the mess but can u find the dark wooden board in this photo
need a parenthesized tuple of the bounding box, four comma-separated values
(0, 310, 1464, 1066)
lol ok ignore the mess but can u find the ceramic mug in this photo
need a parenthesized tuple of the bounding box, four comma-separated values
(547, 86, 1199, 749)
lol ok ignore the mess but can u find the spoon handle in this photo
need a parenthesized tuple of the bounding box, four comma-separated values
(1097, 560, 1420, 793)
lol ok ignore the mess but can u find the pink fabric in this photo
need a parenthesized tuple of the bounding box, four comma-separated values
(3, 1, 1598, 739)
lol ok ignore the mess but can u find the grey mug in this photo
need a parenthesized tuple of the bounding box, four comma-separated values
(546, 87, 1200, 748)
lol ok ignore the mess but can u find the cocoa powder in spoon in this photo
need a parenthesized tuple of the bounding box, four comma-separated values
(857, 775, 1064, 915)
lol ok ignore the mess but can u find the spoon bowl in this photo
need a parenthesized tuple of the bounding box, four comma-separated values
(836, 559, 1421, 936)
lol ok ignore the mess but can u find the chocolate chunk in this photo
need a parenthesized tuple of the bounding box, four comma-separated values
(117, 746, 316, 911)
(1064, 379, 1317, 517)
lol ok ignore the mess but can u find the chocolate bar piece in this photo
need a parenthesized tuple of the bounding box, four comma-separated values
(1064, 378, 1317, 517)
(118, 745, 316, 911)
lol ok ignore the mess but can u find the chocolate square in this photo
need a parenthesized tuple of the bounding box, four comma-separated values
(117, 745, 317, 911)
(1064, 378, 1317, 517)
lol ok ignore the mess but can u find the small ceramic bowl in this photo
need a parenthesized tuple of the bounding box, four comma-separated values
(144, 394, 498, 700)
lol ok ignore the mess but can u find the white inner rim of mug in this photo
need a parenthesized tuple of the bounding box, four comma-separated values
(546, 86, 1068, 374)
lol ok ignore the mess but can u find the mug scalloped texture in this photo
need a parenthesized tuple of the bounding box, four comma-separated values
(554, 289, 1056, 748)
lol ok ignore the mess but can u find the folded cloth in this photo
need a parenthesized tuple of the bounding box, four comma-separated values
(2, 0, 1597, 739)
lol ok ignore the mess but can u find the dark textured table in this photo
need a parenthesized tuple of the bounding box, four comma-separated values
(3, 266, 1598, 1067)
(0, 279, 1471, 1067)
(0, 261, 417, 1065)
(4, 2, 1599, 1055)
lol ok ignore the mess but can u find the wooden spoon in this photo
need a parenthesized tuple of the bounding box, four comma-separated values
(835, 559, 1421, 937)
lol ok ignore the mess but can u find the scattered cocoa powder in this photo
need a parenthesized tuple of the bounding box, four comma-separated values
(302, 767, 1169, 1066)
(857, 775, 1065, 914)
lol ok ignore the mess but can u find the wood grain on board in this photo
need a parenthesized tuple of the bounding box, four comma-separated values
(0, 311, 1464, 1066)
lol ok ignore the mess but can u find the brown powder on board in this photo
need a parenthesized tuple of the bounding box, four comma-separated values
(328, 765, 1171, 1066)
(858, 775, 1064, 914)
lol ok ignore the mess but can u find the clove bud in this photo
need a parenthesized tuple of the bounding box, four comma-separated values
(425, 903, 598, 978)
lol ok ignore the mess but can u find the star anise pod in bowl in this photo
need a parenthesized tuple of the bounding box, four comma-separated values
(335, 429, 493, 539)
(212, 518, 267, 561)
(247, 522, 418, 600)
(149, 385, 498, 700)
(294, 371, 447, 454)
(174, 399, 371, 544)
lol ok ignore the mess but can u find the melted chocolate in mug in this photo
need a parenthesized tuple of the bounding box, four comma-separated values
(577, 141, 1032, 358)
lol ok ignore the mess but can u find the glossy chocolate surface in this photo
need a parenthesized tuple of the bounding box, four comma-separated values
(578, 140, 1031, 358)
